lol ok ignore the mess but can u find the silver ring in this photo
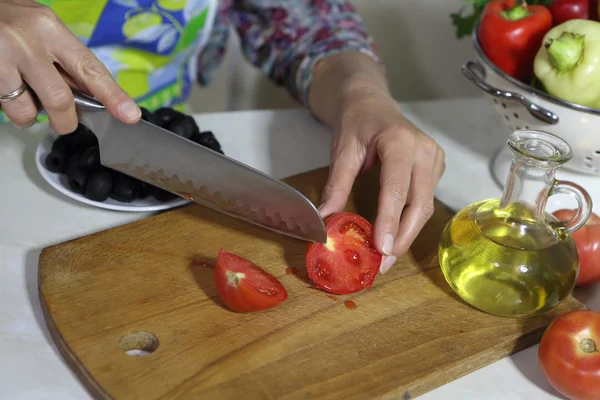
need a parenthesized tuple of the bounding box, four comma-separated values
(0, 83, 27, 103)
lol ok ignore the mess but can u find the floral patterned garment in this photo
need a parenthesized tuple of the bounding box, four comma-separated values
(202, 0, 380, 106)
(0, 0, 378, 123)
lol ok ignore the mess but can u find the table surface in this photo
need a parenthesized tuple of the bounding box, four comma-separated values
(2, 95, 599, 400)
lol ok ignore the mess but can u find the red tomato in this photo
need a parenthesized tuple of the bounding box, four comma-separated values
(553, 209, 600, 286)
(549, 0, 590, 25)
(305, 212, 383, 295)
(214, 249, 287, 312)
(539, 310, 600, 400)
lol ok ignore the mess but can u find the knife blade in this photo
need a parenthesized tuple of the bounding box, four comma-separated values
(44, 89, 327, 243)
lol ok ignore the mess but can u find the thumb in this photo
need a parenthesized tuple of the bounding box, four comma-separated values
(318, 139, 362, 217)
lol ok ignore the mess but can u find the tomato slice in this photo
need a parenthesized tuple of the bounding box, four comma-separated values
(305, 212, 383, 295)
(214, 249, 288, 312)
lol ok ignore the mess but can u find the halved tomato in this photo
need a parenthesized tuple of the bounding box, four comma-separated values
(214, 249, 288, 312)
(306, 212, 383, 295)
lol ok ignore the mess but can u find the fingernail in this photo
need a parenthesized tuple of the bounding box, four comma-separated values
(317, 203, 331, 218)
(317, 204, 325, 216)
(382, 234, 394, 256)
(119, 101, 141, 121)
(380, 255, 397, 274)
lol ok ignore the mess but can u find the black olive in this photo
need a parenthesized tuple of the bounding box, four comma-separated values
(140, 107, 159, 126)
(194, 130, 215, 145)
(140, 107, 151, 120)
(78, 146, 101, 170)
(44, 151, 67, 173)
(66, 124, 81, 135)
(67, 167, 89, 194)
(71, 124, 98, 152)
(153, 107, 185, 129)
(153, 188, 178, 202)
(110, 173, 139, 203)
(109, 170, 126, 182)
(65, 153, 81, 176)
(51, 134, 74, 155)
(167, 115, 199, 140)
(137, 181, 156, 199)
(85, 170, 113, 202)
(193, 131, 223, 153)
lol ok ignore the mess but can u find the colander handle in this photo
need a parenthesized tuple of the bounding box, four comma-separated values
(462, 61, 559, 125)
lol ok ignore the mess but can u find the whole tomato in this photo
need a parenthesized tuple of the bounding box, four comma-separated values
(553, 209, 600, 286)
(539, 310, 600, 400)
(549, 0, 590, 25)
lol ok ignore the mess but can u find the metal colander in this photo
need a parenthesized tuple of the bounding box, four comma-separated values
(462, 22, 600, 176)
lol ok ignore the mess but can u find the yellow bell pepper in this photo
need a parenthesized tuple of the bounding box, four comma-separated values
(534, 19, 600, 109)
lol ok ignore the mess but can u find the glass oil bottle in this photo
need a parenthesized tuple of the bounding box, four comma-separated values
(438, 129, 592, 318)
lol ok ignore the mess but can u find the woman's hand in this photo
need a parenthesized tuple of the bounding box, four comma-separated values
(0, 0, 140, 133)
(309, 52, 445, 274)
(318, 86, 445, 273)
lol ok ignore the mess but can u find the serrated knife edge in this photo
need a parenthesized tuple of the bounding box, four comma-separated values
(45, 88, 327, 243)
(111, 160, 327, 242)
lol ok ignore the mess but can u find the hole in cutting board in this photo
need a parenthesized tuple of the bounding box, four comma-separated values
(118, 331, 159, 357)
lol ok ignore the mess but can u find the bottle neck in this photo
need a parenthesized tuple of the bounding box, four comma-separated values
(500, 157, 556, 221)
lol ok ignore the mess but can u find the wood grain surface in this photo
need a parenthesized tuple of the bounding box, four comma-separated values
(38, 166, 585, 400)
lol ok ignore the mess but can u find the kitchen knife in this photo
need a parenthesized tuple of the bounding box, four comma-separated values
(40, 89, 327, 243)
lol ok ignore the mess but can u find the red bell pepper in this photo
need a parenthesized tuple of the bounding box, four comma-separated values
(478, 0, 553, 82)
(549, 0, 593, 25)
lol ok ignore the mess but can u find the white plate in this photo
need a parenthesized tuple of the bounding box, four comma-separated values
(35, 133, 189, 212)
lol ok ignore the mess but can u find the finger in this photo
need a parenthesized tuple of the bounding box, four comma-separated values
(433, 149, 446, 184)
(380, 144, 444, 274)
(19, 59, 79, 134)
(51, 36, 140, 124)
(373, 128, 414, 257)
(55, 63, 90, 94)
(381, 146, 441, 275)
(407, 145, 445, 196)
(0, 68, 38, 129)
(319, 136, 363, 218)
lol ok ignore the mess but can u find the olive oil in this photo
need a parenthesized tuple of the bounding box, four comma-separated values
(438, 199, 578, 318)
(438, 129, 591, 318)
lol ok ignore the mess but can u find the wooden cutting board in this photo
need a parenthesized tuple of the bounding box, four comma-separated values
(39, 166, 585, 400)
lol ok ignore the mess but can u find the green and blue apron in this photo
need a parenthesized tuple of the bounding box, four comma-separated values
(0, 0, 218, 124)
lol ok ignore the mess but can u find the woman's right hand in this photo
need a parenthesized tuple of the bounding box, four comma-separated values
(0, 0, 140, 133)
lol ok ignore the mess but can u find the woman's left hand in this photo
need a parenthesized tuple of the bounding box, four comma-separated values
(316, 86, 445, 274)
